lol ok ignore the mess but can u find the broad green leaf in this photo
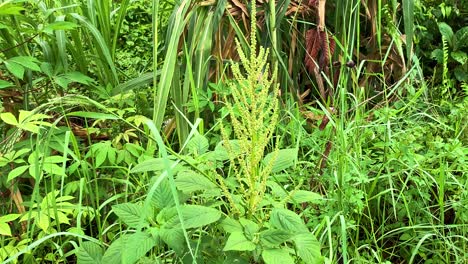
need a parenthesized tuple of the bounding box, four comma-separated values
(454, 66, 468, 82)
(220, 217, 243, 233)
(223, 231, 256, 251)
(259, 229, 292, 247)
(214, 140, 242, 160)
(9, 56, 41, 71)
(37, 212, 51, 232)
(95, 150, 107, 168)
(4, 61, 24, 79)
(187, 133, 209, 155)
(0, 80, 13, 89)
(0, 214, 21, 223)
(44, 156, 68, 164)
(0, 3, 25, 15)
(270, 208, 308, 234)
(438, 22, 454, 46)
(293, 233, 323, 264)
(121, 231, 158, 264)
(263, 148, 298, 173)
(455, 26, 468, 49)
(290, 190, 322, 204)
(112, 203, 148, 229)
(262, 248, 295, 264)
(18, 111, 50, 123)
(102, 235, 128, 263)
(0, 222, 12, 236)
(163, 205, 221, 229)
(7, 165, 29, 182)
(130, 158, 167, 173)
(239, 218, 259, 239)
(451, 51, 467, 65)
(431, 49, 443, 63)
(0, 112, 18, 126)
(67, 111, 118, 120)
(175, 170, 217, 192)
(41, 62, 54, 77)
(160, 227, 185, 254)
(76, 242, 103, 264)
(150, 178, 174, 209)
(43, 163, 66, 176)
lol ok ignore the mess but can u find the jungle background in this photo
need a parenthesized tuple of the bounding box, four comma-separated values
(0, 0, 467, 263)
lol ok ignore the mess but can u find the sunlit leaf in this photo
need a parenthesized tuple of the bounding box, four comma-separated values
(223, 231, 256, 251)
(112, 203, 148, 229)
(175, 170, 217, 193)
(0, 112, 18, 126)
(262, 248, 295, 264)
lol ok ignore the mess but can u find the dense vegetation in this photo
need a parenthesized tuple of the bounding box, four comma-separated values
(0, 0, 467, 263)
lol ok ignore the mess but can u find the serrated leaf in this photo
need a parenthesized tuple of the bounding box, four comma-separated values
(121, 231, 157, 264)
(150, 178, 174, 209)
(293, 233, 323, 264)
(112, 203, 148, 229)
(130, 158, 167, 173)
(4, 61, 24, 79)
(102, 235, 128, 263)
(270, 208, 308, 234)
(239, 218, 259, 239)
(262, 248, 295, 264)
(163, 205, 221, 229)
(0, 80, 13, 89)
(290, 190, 322, 204)
(223, 231, 256, 251)
(187, 134, 209, 155)
(175, 170, 217, 193)
(7, 165, 29, 182)
(1, 112, 18, 126)
(260, 229, 292, 247)
(160, 227, 185, 254)
(76, 242, 103, 264)
(220, 217, 243, 233)
(214, 140, 242, 161)
(263, 148, 298, 173)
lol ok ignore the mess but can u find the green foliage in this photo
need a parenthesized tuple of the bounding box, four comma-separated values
(0, 0, 467, 263)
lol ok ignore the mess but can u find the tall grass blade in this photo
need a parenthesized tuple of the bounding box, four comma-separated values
(402, 0, 414, 63)
(70, 13, 119, 85)
(152, 0, 192, 130)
